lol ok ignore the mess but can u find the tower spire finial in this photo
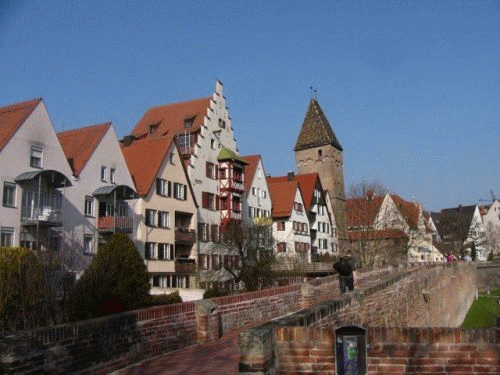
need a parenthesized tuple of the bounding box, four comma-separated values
(309, 86, 318, 101)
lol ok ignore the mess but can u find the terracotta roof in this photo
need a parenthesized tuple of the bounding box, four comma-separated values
(121, 135, 173, 196)
(266, 173, 320, 212)
(349, 229, 408, 241)
(294, 99, 343, 152)
(0, 98, 42, 153)
(267, 179, 301, 218)
(130, 97, 211, 139)
(57, 123, 111, 176)
(390, 194, 420, 229)
(347, 195, 385, 227)
(240, 155, 261, 193)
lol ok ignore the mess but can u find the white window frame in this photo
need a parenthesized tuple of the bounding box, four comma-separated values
(101, 166, 107, 182)
(2, 182, 16, 207)
(158, 211, 170, 228)
(1, 227, 14, 247)
(145, 209, 157, 227)
(110, 168, 116, 184)
(84, 196, 94, 217)
(83, 234, 94, 254)
(30, 146, 43, 168)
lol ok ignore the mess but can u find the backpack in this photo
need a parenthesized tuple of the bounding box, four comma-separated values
(334, 257, 352, 276)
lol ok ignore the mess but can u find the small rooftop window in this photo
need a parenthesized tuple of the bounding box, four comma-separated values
(149, 124, 159, 134)
(184, 117, 194, 128)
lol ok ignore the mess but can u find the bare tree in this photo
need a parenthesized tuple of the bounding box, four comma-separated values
(347, 179, 391, 199)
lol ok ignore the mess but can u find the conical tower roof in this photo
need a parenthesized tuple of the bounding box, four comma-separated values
(294, 99, 343, 152)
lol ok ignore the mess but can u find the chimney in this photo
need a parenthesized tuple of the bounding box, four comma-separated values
(287, 171, 294, 181)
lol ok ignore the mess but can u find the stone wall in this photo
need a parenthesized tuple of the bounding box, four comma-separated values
(239, 263, 479, 374)
(477, 262, 500, 291)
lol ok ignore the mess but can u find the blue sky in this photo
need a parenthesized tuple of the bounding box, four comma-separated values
(1, 0, 499, 211)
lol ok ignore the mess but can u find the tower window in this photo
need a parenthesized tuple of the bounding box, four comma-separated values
(318, 149, 322, 157)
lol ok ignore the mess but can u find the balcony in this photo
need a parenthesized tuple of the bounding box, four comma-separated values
(175, 258, 196, 274)
(175, 228, 196, 244)
(97, 216, 133, 232)
(21, 207, 63, 227)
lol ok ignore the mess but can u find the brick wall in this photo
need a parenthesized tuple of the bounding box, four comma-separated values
(0, 265, 455, 374)
(239, 263, 480, 374)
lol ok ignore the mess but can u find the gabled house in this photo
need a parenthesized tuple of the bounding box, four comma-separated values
(267, 172, 338, 259)
(241, 155, 272, 225)
(57, 123, 137, 271)
(479, 200, 500, 256)
(347, 193, 439, 266)
(267, 178, 311, 262)
(0, 98, 73, 252)
(433, 204, 488, 261)
(127, 80, 243, 289)
(121, 134, 198, 293)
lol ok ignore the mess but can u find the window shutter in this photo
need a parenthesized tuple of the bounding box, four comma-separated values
(202, 192, 207, 209)
(183, 184, 187, 200)
(156, 179, 161, 195)
(214, 165, 218, 180)
(167, 181, 172, 197)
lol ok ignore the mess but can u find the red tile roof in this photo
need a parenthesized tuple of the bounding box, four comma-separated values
(0, 98, 42, 153)
(240, 155, 261, 193)
(130, 97, 212, 139)
(121, 135, 173, 196)
(349, 229, 408, 241)
(266, 173, 320, 212)
(390, 194, 420, 229)
(267, 179, 301, 218)
(57, 123, 111, 176)
(347, 196, 385, 227)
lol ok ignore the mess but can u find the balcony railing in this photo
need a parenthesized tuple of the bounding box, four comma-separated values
(97, 216, 133, 232)
(21, 206, 63, 226)
(175, 258, 196, 274)
(175, 228, 196, 244)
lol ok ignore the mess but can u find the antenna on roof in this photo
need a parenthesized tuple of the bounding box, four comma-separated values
(309, 86, 318, 100)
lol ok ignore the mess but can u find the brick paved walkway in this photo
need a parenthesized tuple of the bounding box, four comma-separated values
(114, 330, 240, 375)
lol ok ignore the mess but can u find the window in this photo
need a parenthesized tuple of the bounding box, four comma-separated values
(169, 152, 175, 164)
(202, 192, 217, 210)
(110, 168, 116, 183)
(1, 227, 14, 247)
(294, 202, 303, 212)
(156, 179, 171, 197)
(219, 168, 226, 179)
(149, 124, 158, 134)
(260, 190, 266, 198)
(174, 183, 187, 200)
(206, 162, 217, 180)
(145, 242, 157, 259)
(276, 221, 285, 231)
(248, 206, 254, 218)
(158, 211, 170, 228)
(277, 242, 286, 253)
(101, 166, 107, 182)
(252, 187, 258, 196)
(145, 209, 157, 227)
(212, 254, 221, 270)
(158, 243, 174, 260)
(211, 224, 219, 243)
(199, 254, 208, 270)
(30, 146, 43, 168)
(84, 196, 94, 217)
(83, 234, 94, 254)
(219, 118, 226, 128)
(2, 182, 16, 207)
(198, 222, 209, 242)
(211, 139, 215, 149)
(184, 118, 194, 128)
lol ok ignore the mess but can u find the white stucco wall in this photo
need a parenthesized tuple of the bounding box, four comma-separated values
(243, 158, 272, 225)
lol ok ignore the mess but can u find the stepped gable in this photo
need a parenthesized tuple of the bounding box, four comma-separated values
(57, 123, 111, 176)
(267, 179, 301, 218)
(0, 98, 42, 153)
(347, 195, 385, 227)
(121, 135, 173, 196)
(241, 155, 261, 193)
(131, 96, 211, 139)
(267, 173, 319, 212)
(294, 99, 343, 152)
(390, 194, 420, 229)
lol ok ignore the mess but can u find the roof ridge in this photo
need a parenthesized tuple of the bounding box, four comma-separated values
(57, 122, 111, 136)
(146, 95, 212, 111)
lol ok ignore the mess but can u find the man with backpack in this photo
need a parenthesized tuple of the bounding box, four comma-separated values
(334, 251, 356, 294)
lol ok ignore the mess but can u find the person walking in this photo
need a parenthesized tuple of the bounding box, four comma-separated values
(334, 251, 356, 294)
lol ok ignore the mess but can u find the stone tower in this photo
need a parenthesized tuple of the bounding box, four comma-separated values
(294, 99, 347, 250)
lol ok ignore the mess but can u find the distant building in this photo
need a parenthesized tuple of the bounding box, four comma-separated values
(479, 200, 500, 256)
(294, 99, 347, 251)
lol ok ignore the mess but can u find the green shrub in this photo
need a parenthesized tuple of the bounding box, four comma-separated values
(203, 287, 231, 299)
(68, 233, 150, 321)
(146, 291, 183, 307)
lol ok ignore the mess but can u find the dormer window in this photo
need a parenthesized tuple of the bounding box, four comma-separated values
(184, 118, 194, 128)
(30, 146, 43, 168)
(149, 124, 159, 134)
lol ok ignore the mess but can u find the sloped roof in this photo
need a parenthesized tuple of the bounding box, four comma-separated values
(241, 155, 261, 193)
(0, 98, 42, 153)
(349, 229, 408, 241)
(347, 195, 385, 227)
(266, 173, 320, 212)
(57, 123, 111, 176)
(432, 205, 477, 241)
(267, 179, 301, 218)
(130, 97, 211, 139)
(294, 99, 343, 152)
(390, 194, 420, 229)
(217, 147, 247, 164)
(121, 135, 173, 196)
